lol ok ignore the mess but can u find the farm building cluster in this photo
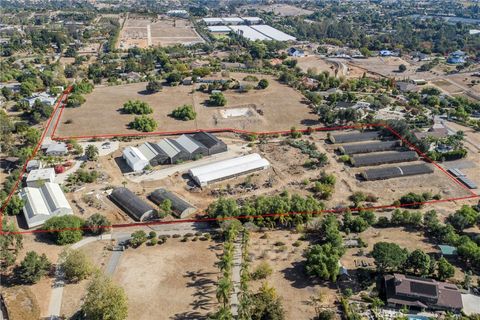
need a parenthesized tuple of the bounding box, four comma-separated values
(122, 131, 227, 171)
(203, 17, 296, 41)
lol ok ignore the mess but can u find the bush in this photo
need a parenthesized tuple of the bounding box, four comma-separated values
(130, 230, 147, 247)
(123, 100, 153, 114)
(66, 93, 85, 108)
(251, 261, 273, 280)
(146, 80, 162, 93)
(130, 115, 157, 132)
(85, 213, 111, 235)
(17, 251, 52, 284)
(209, 92, 226, 106)
(257, 79, 269, 89)
(243, 75, 258, 82)
(170, 104, 196, 121)
(60, 249, 93, 282)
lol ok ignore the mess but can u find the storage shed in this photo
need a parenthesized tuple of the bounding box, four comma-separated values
(351, 151, 418, 167)
(109, 187, 156, 221)
(362, 164, 433, 181)
(122, 146, 149, 172)
(329, 131, 380, 144)
(339, 140, 400, 155)
(189, 153, 270, 186)
(149, 189, 197, 218)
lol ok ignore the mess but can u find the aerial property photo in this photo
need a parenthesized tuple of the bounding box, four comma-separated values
(0, 1, 480, 320)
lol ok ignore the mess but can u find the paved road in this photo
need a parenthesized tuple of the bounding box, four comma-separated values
(47, 236, 104, 319)
(230, 237, 243, 317)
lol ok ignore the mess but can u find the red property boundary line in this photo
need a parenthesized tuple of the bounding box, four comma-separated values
(1, 88, 478, 235)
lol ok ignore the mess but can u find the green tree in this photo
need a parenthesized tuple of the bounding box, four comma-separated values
(398, 64, 407, 72)
(0, 220, 23, 269)
(85, 144, 99, 161)
(407, 249, 431, 276)
(170, 104, 196, 121)
(130, 115, 157, 132)
(209, 92, 227, 106)
(158, 199, 172, 216)
(437, 257, 455, 281)
(60, 249, 93, 282)
(250, 282, 285, 320)
(447, 205, 479, 231)
(305, 243, 342, 281)
(146, 80, 162, 93)
(130, 230, 147, 247)
(372, 242, 408, 272)
(82, 273, 128, 320)
(85, 213, 111, 235)
(17, 251, 51, 284)
(43, 215, 84, 245)
(216, 277, 232, 307)
(5, 195, 24, 215)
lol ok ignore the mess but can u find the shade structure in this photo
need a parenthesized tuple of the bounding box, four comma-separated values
(110, 187, 156, 221)
(351, 151, 418, 167)
(362, 164, 433, 181)
(330, 131, 380, 144)
(149, 189, 197, 218)
(339, 140, 400, 155)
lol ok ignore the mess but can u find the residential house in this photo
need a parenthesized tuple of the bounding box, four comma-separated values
(384, 273, 463, 312)
(45, 142, 68, 156)
(287, 47, 305, 57)
(447, 51, 466, 64)
(24, 92, 57, 107)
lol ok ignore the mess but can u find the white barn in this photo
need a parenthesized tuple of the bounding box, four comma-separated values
(21, 182, 73, 229)
(188, 153, 270, 186)
(123, 146, 149, 172)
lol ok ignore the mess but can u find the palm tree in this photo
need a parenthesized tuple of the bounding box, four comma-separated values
(216, 277, 232, 307)
(85, 144, 99, 161)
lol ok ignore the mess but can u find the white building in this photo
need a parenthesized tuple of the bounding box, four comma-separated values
(26, 168, 55, 187)
(45, 142, 68, 156)
(123, 146, 149, 172)
(21, 182, 73, 229)
(188, 153, 270, 186)
(24, 92, 57, 107)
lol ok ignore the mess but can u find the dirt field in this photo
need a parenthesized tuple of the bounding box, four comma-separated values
(296, 56, 336, 75)
(56, 73, 319, 137)
(118, 16, 203, 49)
(248, 230, 338, 320)
(112, 238, 221, 320)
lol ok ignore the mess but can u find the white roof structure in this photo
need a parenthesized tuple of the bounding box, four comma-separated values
(221, 17, 244, 24)
(175, 135, 200, 154)
(241, 17, 263, 24)
(156, 139, 181, 158)
(21, 182, 73, 229)
(251, 25, 296, 41)
(25, 92, 57, 107)
(26, 168, 55, 187)
(45, 142, 67, 155)
(229, 25, 272, 41)
(202, 17, 224, 25)
(208, 26, 232, 33)
(188, 153, 270, 186)
(123, 146, 149, 172)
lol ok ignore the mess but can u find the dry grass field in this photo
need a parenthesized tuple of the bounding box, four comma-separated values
(112, 238, 221, 320)
(296, 56, 336, 74)
(248, 230, 338, 320)
(56, 73, 319, 137)
(118, 16, 203, 49)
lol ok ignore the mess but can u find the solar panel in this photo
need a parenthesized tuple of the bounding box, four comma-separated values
(457, 176, 478, 189)
(410, 282, 438, 298)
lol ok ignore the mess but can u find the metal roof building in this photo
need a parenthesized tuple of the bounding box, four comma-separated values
(20, 182, 73, 229)
(351, 151, 418, 167)
(208, 26, 232, 33)
(188, 153, 270, 186)
(251, 25, 296, 41)
(122, 146, 149, 172)
(362, 164, 433, 181)
(229, 25, 272, 41)
(329, 131, 380, 144)
(149, 188, 197, 218)
(109, 187, 156, 221)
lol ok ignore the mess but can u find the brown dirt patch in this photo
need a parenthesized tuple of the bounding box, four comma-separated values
(112, 238, 221, 320)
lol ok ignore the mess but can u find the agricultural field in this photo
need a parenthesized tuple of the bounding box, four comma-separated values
(118, 16, 203, 49)
(56, 73, 319, 137)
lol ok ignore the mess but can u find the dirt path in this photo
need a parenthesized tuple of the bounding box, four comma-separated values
(230, 236, 242, 317)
